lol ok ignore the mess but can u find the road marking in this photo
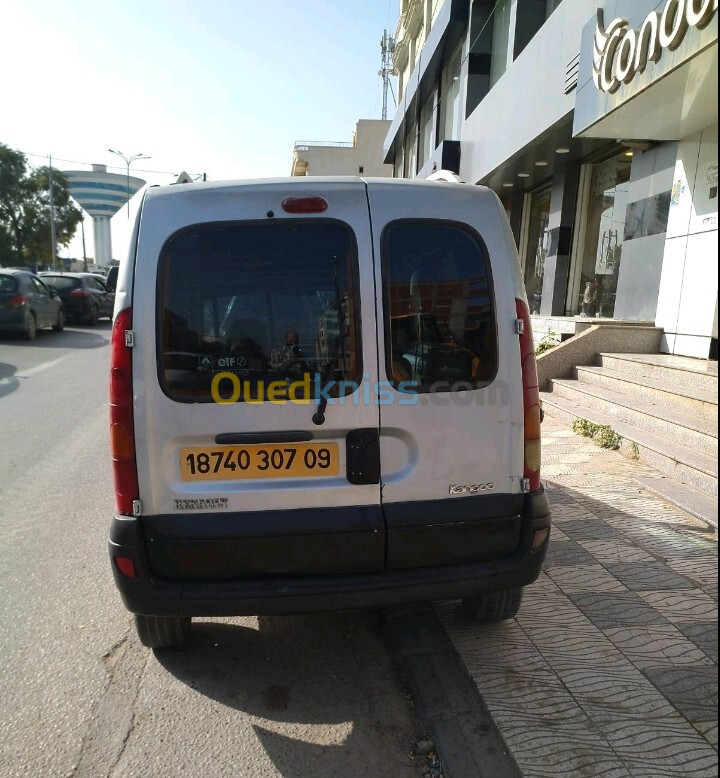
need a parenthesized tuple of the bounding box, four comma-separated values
(17, 357, 66, 378)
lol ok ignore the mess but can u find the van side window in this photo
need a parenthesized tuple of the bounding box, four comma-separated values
(158, 221, 361, 403)
(382, 221, 497, 392)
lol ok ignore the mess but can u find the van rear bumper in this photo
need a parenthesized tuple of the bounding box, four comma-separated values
(108, 490, 551, 617)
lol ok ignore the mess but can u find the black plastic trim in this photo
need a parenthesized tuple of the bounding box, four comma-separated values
(383, 492, 523, 528)
(214, 431, 313, 445)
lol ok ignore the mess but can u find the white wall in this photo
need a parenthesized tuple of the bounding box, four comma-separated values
(655, 124, 718, 357)
(460, 0, 600, 184)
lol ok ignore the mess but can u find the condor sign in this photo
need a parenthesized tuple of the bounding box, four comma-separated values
(593, 0, 717, 93)
(574, 0, 718, 139)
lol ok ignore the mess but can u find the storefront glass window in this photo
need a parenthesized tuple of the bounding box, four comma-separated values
(490, 0, 511, 88)
(406, 121, 418, 178)
(439, 43, 463, 142)
(418, 94, 434, 170)
(394, 144, 404, 178)
(523, 187, 552, 315)
(577, 153, 631, 318)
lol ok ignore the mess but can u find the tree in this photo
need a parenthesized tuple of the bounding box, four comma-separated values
(0, 143, 83, 268)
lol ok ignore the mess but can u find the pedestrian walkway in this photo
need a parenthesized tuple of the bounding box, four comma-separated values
(437, 416, 718, 777)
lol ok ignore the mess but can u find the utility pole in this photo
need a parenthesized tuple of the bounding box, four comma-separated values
(379, 29, 396, 121)
(81, 215, 88, 272)
(48, 155, 58, 271)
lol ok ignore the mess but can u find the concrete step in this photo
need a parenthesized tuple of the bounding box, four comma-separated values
(575, 365, 718, 422)
(599, 353, 719, 393)
(548, 379, 718, 457)
(632, 474, 718, 530)
(541, 392, 718, 496)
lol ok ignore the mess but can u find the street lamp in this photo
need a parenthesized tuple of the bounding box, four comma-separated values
(107, 149, 151, 218)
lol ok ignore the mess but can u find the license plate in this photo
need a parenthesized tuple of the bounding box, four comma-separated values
(179, 443, 340, 481)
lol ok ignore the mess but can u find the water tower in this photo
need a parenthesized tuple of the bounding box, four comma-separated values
(64, 164, 146, 266)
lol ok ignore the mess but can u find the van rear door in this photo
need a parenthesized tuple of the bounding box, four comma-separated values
(366, 181, 526, 570)
(132, 180, 383, 579)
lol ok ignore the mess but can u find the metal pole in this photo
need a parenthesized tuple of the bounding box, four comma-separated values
(48, 155, 58, 271)
(81, 215, 87, 272)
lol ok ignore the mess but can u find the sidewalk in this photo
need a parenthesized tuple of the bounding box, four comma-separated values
(437, 416, 718, 777)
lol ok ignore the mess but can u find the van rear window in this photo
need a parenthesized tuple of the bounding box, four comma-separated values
(158, 221, 361, 403)
(382, 221, 497, 392)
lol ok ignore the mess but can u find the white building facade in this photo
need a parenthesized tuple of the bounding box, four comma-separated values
(383, 0, 718, 359)
(291, 120, 393, 178)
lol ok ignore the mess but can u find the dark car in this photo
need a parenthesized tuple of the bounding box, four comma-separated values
(40, 272, 115, 324)
(0, 269, 65, 340)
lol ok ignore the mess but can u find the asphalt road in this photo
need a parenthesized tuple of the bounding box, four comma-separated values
(0, 325, 419, 778)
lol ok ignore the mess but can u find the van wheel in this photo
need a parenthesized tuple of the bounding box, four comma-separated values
(462, 587, 523, 623)
(134, 615, 191, 649)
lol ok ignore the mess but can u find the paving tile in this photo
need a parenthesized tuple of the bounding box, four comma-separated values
(498, 721, 630, 778)
(604, 563, 696, 591)
(602, 626, 714, 669)
(642, 666, 718, 722)
(577, 540, 656, 564)
(638, 590, 718, 623)
(548, 525, 570, 541)
(470, 672, 587, 724)
(568, 592, 671, 628)
(599, 719, 718, 773)
(665, 557, 719, 588)
(675, 621, 719, 663)
(552, 665, 679, 720)
(544, 540, 597, 567)
(691, 720, 718, 748)
(517, 590, 595, 627)
(545, 564, 628, 594)
(521, 625, 630, 668)
(557, 518, 625, 541)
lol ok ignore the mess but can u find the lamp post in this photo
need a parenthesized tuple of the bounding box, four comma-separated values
(107, 149, 151, 218)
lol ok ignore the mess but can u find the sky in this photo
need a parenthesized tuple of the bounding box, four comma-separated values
(1, 0, 399, 263)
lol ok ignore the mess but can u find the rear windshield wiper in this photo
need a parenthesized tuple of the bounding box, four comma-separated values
(312, 260, 346, 426)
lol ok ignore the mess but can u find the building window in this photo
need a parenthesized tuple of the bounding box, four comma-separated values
(490, 0, 511, 88)
(523, 187, 552, 315)
(575, 152, 631, 319)
(406, 121, 419, 178)
(418, 94, 435, 171)
(439, 42, 463, 143)
(394, 144, 404, 178)
(546, 0, 563, 19)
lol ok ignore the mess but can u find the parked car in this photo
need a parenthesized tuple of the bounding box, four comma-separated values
(0, 269, 64, 339)
(40, 272, 114, 324)
(108, 176, 550, 649)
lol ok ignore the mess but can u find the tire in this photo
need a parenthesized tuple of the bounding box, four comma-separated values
(53, 308, 64, 332)
(23, 311, 37, 340)
(87, 304, 99, 326)
(134, 615, 191, 649)
(462, 587, 524, 624)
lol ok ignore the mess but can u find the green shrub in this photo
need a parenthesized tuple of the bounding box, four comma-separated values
(535, 330, 559, 356)
(572, 418, 621, 450)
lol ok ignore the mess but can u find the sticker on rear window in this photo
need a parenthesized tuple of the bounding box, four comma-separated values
(174, 497, 228, 510)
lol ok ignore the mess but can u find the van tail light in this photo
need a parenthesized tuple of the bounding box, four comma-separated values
(70, 288, 92, 298)
(281, 196, 328, 214)
(516, 299, 541, 492)
(110, 308, 139, 515)
(114, 556, 137, 578)
(8, 294, 27, 307)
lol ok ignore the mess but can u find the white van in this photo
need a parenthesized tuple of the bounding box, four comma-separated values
(108, 177, 551, 648)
